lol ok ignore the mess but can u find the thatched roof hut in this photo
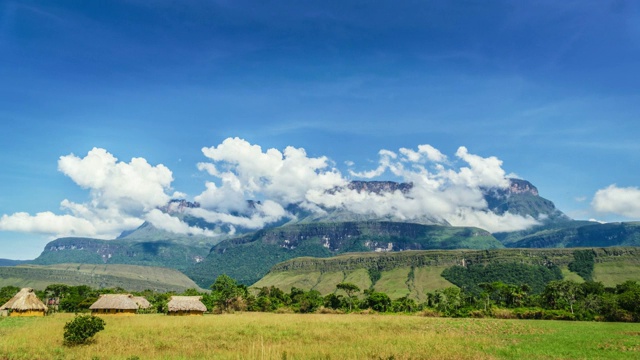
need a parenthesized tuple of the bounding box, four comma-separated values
(132, 296, 151, 310)
(89, 294, 139, 315)
(167, 296, 207, 315)
(0, 288, 48, 317)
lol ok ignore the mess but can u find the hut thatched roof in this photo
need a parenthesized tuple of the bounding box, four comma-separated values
(0, 288, 48, 311)
(167, 296, 207, 312)
(132, 296, 151, 309)
(89, 294, 139, 310)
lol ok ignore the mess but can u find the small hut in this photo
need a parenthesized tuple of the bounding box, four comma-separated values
(167, 296, 207, 316)
(132, 296, 151, 311)
(89, 294, 139, 315)
(0, 288, 48, 317)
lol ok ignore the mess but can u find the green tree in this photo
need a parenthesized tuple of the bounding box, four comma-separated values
(0, 286, 20, 306)
(391, 296, 419, 313)
(542, 280, 582, 314)
(210, 274, 244, 313)
(366, 292, 391, 312)
(336, 282, 360, 311)
(568, 250, 595, 281)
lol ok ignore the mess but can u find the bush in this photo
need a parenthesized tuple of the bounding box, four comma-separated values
(491, 308, 516, 319)
(63, 315, 106, 346)
(418, 309, 441, 317)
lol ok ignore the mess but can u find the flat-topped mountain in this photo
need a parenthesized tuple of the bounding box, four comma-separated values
(24, 178, 640, 290)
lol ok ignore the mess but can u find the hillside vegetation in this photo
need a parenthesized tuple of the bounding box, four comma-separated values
(497, 221, 640, 248)
(31, 236, 215, 273)
(186, 221, 502, 287)
(253, 247, 640, 300)
(0, 263, 203, 292)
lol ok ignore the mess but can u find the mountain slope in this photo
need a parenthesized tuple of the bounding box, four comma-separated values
(0, 263, 204, 292)
(186, 221, 502, 287)
(31, 235, 216, 273)
(483, 178, 570, 223)
(502, 221, 640, 248)
(253, 247, 640, 300)
(0, 259, 30, 266)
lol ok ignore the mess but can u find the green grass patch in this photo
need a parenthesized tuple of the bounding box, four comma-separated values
(252, 271, 322, 293)
(594, 261, 640, 287)
(373, 267, 411, 299)
(1, 313, 639, 359)
(561, 267, 585, 282)
(411, 266, 454, 301)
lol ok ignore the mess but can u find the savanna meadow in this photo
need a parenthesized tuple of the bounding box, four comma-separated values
(1, 312, 640, 360)
(3, 270, 640, 360)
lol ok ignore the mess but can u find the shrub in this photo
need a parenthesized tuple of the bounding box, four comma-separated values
(418, 309, 441, 317)
(491, 308, 516, 319)
(63, 315, 106, 346)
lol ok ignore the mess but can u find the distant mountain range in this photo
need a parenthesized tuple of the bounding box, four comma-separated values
(12, 178, 640, 289)
(0, 259, 29, 267)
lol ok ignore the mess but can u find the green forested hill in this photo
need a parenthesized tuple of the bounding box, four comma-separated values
(186, 221, 502, 287)
(31, 236, 216, 273)
(252, 247, 640, 301)
(498, 221, 640, 248)
(0, 263, 204, 292)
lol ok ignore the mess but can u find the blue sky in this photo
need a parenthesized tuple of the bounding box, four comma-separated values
(2, 0, 640, 259)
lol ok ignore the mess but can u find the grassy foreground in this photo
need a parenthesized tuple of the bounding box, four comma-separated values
(1, 313, 639, 359)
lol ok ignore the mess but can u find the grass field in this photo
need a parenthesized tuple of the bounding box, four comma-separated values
(1, 313, 639, 359)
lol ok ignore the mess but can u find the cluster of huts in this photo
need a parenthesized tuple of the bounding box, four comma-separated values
(0, 288, 207, 317)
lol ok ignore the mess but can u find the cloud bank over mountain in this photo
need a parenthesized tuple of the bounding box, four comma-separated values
(0, 137, 636, 239)
(592, 185, 640, 219)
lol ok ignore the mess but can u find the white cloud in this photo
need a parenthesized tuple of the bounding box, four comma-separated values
(399, 144, 447, 163)
(0, 148, 179, 239)
(194, 138, 539, 233)
(58, 147, 173, 213)
(187, 200, 288, 231)
(592, 184, 640, 219)
(198, 137, 346, 207)
(349, 149, 399, 178)
(444, 209, 540, 233)
(0, 212, 96, 237)
(144, 209, 217, 237)
(0, 139, 542, 241)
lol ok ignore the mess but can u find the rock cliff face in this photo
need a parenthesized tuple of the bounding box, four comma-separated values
(507, 179, 539, 196)
(346, 181, 413, 194)
(158, 199, 201, 214)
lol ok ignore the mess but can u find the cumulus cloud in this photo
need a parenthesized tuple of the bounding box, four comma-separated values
(58, 147, 173, 212)
(0, 148, 189, 239)
(187, 200, 288, 230)
(592, 185, 640, 218)
(198, 137, 346, 208)
(144, 210, 216, 236)
(194, 138, 539, 232)
(0, 138, 542, 240)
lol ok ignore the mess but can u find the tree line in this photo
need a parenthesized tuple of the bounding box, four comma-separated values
(2, 275, 639, 322)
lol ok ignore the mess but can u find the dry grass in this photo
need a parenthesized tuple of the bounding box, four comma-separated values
(1, 313, 639, 359)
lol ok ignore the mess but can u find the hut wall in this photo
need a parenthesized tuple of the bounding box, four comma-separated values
(91, 309, 136, 316)
(9, 310, 46, 317)
(168, 310, 204, 316)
